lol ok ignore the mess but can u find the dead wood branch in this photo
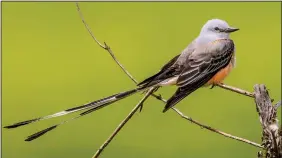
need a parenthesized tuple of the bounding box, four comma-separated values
(254, 84, 281, 158)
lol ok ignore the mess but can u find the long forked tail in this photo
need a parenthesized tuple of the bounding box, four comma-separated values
(24, 86, 159, 141)
(4, 86, 148, 134)
(24, 101, 115, 141)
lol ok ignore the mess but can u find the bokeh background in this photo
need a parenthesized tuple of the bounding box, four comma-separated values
(2, 2, 281, 158)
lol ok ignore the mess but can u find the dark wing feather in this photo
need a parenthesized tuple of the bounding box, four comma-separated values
(163, 39, 235, 112)
(137, 54, 181, 87)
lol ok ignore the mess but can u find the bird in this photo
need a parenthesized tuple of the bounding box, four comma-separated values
(4, 18, 239, 141)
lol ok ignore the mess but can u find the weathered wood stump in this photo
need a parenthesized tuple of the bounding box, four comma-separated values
(254, 84, 281, 158)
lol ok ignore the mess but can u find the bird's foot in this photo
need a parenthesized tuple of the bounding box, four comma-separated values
(210, 84, 216, 89)
(210, 82, 223, 89)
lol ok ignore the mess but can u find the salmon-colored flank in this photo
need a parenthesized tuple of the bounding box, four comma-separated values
(206, 61, 233, 85)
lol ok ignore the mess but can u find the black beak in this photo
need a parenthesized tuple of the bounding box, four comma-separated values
(225, 27, 239, 33)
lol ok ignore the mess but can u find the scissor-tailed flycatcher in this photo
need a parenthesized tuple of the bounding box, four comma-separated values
(4, 19, 239, 141)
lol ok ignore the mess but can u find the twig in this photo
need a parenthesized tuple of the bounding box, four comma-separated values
(216, 83, 254, 98)
(75, 3, 137, 84)
(75, 2, 264, 157)
(172, 107, 263, 148)
(92, 87, 156, 158)
(75, 2, 104, 49)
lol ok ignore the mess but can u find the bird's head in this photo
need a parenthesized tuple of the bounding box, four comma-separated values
(200, 19, 239, 38)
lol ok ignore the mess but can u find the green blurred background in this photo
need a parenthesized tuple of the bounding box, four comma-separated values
(2, 2, 281, 158)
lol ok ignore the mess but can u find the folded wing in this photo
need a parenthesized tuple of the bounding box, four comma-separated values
(163, 39, 235, 112)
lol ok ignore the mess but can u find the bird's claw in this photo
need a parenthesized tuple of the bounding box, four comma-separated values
(210, 84, 216, 89)
(210, 82, 223, 89)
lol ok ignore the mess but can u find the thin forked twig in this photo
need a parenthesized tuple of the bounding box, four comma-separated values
(75, 2, 264, 157)
(171, 108, 263, 148)
(75, 3, 137, 84)
(92, 87, 156, 158)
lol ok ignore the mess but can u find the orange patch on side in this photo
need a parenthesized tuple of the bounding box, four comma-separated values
(206, 62, 233, 86)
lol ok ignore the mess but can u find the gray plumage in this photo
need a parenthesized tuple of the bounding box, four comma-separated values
(4, 19, 239, 141)
(138, 19, 239, 112)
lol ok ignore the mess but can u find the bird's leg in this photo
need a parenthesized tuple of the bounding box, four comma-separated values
(210, 84, 216, 89)
(210, 82, 223, 89)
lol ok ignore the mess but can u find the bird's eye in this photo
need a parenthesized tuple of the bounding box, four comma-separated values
(214, 27, 219, 31)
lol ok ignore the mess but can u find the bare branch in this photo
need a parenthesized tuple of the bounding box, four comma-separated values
(172, 107, 264, 148)
(75, 2, 138, 84)
(216, 83, 254, 98)
(92, 87, 156, 158)
(75, 3, 105, 49)
(254, 84, 281, 158)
